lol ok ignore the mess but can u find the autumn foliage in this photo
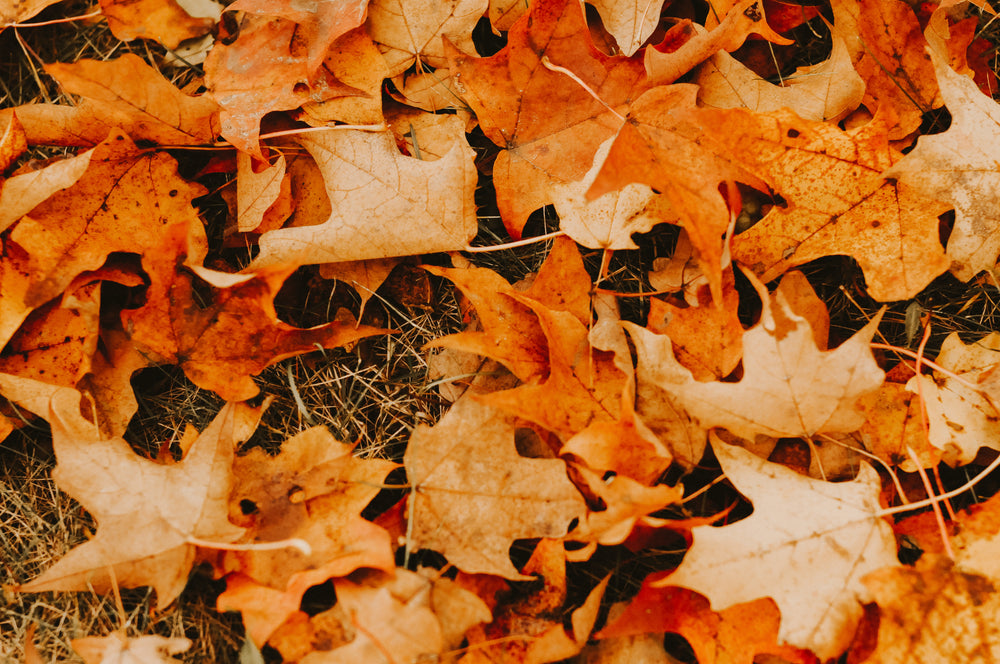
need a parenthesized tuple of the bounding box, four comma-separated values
(6, 0, 1000, 661)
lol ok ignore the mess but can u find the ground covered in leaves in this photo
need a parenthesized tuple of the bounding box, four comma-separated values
(6, 0, 1000, 662)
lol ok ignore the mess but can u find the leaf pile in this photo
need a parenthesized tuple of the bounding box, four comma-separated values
(5, 0, 1000, 662)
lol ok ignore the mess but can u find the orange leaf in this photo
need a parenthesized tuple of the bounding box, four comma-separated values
(450, 0, 649, 236)
(17, 390, 249, 609)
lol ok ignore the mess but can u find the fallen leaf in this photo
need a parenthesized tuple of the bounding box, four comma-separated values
(863, 555, 1000, 663)
(664, 438, 898, 660)
(9, 54, 221, 147)
(122, 221, 384, 401)
(884, 51, 1000, 280)
(628, 275, 884, 440)
(18, 390, 248, 609)
(405, 394, 586, 578)
(695, 30, 864, 122)
(590, 0, 669, 56)
(906, 332, 1000, 465)
(367, 0, 487, 76)
(449, 0, 649, 235)
(99, 0, 216, 49)
(251, 122, 477, 268)
(72, 632, 192, 664)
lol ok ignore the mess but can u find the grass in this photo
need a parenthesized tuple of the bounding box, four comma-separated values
(4, 2, 1000, 663)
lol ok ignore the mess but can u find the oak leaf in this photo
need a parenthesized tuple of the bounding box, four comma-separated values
(884, 52, 1000, 280)
(628, 276, 884, 440)
(449, 0, 650, 235)
(664, 438, 898, 659)
(18, 390, 248, 609)
(405, 394, 586, 579)
(251, 122, 477, 268)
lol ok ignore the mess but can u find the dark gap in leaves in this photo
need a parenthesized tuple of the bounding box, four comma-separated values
(399, 547, 448, 570)
(300, 580, 337, 616)
(663, 632, 699, 663)
(917, 105, 953, 137)
(509, 537, 542, 572)
(472, 15, 507, 56)
(273, 266, 360, 327)
(361, 467, 408, 521)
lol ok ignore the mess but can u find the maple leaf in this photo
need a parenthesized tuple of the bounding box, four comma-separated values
(845, 0, 940, 139)
(449, 0, 650, 235)
(550, 135, 678, 250)
(696, 107, 953, 301)
(426, 235, 593, 383)
(250, 121, 478, 268)
(587, 84, 764, 302)
(3, 55, 220, 148)
(884, 51, 1000, 280)
(598, 572, 817, 664)
(71, 633, 191, 664)
(628, 275, 884, 440)
(204, 12, 364, 157)
(906, 332, 1000, 465)
(479, 296, 627, 440)
(1, 131, 206, 348)
(862, 555, 1000, 663)
(695, 30, 865, 122)
(643, 0, 793, 85)
(590, 0, 669, 56)
(18, 390, 248, 609)
(99, 0, 216, 50)
(236, 150, 288, 233)
(405, 394, 586, 579)
(367, 0, 486, 76)
(121, 221, 384, 401)
(664, 438, 898, 659)
(218, 426, 399, 641)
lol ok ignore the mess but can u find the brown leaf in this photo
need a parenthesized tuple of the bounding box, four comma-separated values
(367, 0, 487, 76)
(250, 122, 478, 267)
(204, 13, 363, 156)
(863, 555, 1000, 663)
(10, 55, 220, 147)
(884, 51, 1000, 280)
(405, 394, 586, 578)
(706, 108, 952, 301)
(72, 632, 192, 664)
(122, 222, 384, 401)
(450, 0, 649, 235)
(664, 438, 898, 659)
(629, 276, 884, 440)
(1, 132, 206, 346)
(18, 390, 248, 609)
